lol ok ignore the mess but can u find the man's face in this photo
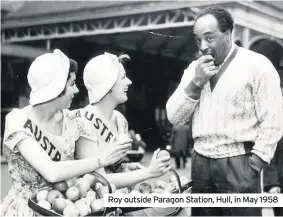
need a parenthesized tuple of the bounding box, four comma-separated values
(194, 14, 231, 66)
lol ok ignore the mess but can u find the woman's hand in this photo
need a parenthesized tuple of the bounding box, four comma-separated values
(99, 139, 132, 167)
(145, 148, 171, 178)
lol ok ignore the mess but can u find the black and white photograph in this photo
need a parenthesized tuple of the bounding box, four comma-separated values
(1, 1, 283, 216)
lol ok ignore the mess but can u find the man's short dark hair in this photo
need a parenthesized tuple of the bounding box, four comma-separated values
(195, 6, 234, 33)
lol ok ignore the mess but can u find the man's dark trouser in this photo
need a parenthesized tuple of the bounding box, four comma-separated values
(273, 202, 283, 216)
(273, 184, 283, 216)
(191, 151, 262, 216)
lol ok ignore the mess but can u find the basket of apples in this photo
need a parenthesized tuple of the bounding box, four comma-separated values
(120, 150, 193, 216)
(28, 171, 119, 216)
(120, 172, 192, 215)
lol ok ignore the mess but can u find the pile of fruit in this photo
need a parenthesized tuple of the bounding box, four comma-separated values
(33, 150, 190, 216)
(35, 173, 116, 216)
(130, 175, 190, 194)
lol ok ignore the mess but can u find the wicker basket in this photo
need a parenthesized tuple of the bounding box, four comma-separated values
(28, 171, 118, 216)
(120, 169, 193, 216)
(28, 170, 192, 216)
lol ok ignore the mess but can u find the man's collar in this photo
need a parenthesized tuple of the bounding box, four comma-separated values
(220, 43, 235, 67)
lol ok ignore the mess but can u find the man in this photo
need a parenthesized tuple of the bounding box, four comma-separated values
(166, 6, 283, 216)
(263, 86, 283, 217)
(263, 137, 283, 216)
(169, 124, 192, 169)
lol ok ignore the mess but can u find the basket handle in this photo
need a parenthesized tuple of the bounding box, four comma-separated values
(91, 171, 112, 193)
(142, 169, 183, 216)
(90, 171, 114, 216)
(163, 169, 184, 216)
(170, 169, 182, 193)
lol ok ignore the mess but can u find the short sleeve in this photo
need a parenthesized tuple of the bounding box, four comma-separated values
(3, 109, 33, 153)
(114, 110, 129, 134)
(65, 109, 96, 141)
(74, 117, 94, 140)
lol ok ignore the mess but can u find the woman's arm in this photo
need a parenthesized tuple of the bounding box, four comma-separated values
(100, 169, 152, 189)
(77, 138, 149, 187)
(76, 140, 171, 188)
(104, 150, 171, 188)
(18, 137, 131, 183)
(18, 138, 100, 183)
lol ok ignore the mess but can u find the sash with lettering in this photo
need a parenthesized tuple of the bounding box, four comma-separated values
(74, 107, 126, 172)
(11, 115, 63, 161)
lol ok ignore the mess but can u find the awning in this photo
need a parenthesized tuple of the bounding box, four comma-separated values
(1, 1, 283, 60)
(1, 1, 221, 29)
(1, 44, 47, 59)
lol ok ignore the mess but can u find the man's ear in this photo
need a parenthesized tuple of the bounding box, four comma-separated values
(225, 30, 232, 42)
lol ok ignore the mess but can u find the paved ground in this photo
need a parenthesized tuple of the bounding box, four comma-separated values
(1, 152, 274, 216)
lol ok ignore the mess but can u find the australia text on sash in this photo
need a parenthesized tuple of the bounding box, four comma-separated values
(23, 119, 61, 161)
(75, 110, 114, 143)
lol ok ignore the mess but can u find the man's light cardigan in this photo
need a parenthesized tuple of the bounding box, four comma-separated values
(166, 45, 283, 163)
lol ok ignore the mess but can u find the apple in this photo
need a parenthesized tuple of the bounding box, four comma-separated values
(91, 199, 104, 212)
(65, 199, 74, 206)
(85, 190, 97, 202)
(76, 204, 91, 216)
(65, 186, 80, 202)
(75, 198, 91, 207)
(53, 198, 67, 214)
(83, 174, 97, 188)
(47, 189, 63, 204)
(74, 178, 90, 198)
(65, 177, 78, 188)
(138, 182, 152, 193)
(36, 189, 49, 202)
(115, 188, 129, 194)
(164, 182, 176, 193)
(162, 189, 172, 194)
(134, 184, 140, 191)
(94, 182, 103, 191)
(63, 203, 79, 217)
(156, 150, 170, 159)
(75, 199, 91, 216)
(169, 174, 178, 185)
(53, 181, 68, 193)
(155, 180, 166, 189)
(152, 188, 164, 194)
(142, 189, 152, 194)
(38, 200, 51, 210)
(130, 189, 140, 194)
(98, 198, 105, 210)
